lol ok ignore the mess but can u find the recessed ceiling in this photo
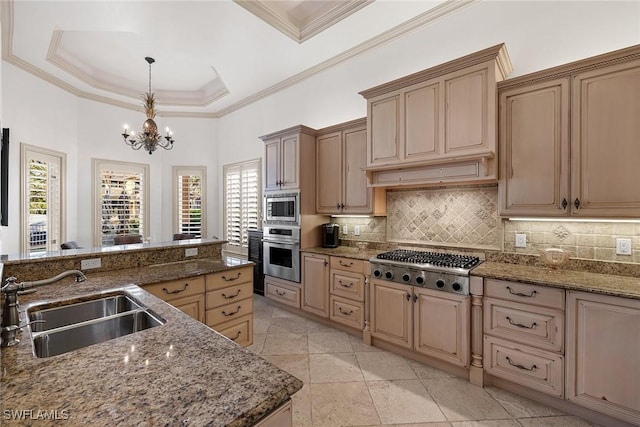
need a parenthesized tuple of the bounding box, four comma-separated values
(1, 0, 476, 118)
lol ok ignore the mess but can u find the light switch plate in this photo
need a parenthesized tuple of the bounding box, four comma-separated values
(185, 248, 198, 257)
(515, 233, 527, 248)
(354, 226, 360, 236)
(342, 225, 348, 235)
(81, 258, 102, 269)
(616, 238, 632, 255)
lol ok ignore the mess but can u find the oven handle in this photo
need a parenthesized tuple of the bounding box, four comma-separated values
(262, 239, 299, 247)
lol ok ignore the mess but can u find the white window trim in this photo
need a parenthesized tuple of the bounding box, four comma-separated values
(20, 143, 67, 253)
(223, 158, 261, 256)
(172, 166, 207, 237)
(92, 158, 150, 247)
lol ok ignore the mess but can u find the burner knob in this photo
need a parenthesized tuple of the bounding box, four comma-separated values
(452, 282, 462, 292)
(415, 276, 424, 285)
(402, 273, 411, 282)
(373, 269, 382, 278)
(436, 279, 446, 289)
(385, 271, 394, 280)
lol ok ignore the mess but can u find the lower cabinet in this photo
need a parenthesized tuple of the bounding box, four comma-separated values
(329, 256, 366, 330)
(301, 253, 330, 317)
(265, 275, 301, 308)
(206, 266, 254, 347)
(143, 276, 206, 323)
(370, 279, 470, 367)
(255, 400, 292, 427)
(565, 291, 640, 424)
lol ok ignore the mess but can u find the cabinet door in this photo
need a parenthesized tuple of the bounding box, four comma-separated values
(343, 126, 372, 213)
(316, 131, 343, 214)
(264, 138, 281, 191)
(571, 61, 640, 217)
(566, 291, 640, 424)
(369, 94, 400, 165)
(280, 134, 299, 189)
(444, 66, 488, 155)
(171, 294, 206, 323)
(404, 81, 439, 162)
(413, 288, 470, 367)
(301, 253, 329, 317)
(370, 280, 412, 349)
(499, 79, 570, 216)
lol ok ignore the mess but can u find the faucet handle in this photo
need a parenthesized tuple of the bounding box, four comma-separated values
(17, 289, 37, 296)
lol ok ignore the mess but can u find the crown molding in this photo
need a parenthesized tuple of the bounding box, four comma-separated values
(3, 0, 479, 119)
(216, 0, 479, 117)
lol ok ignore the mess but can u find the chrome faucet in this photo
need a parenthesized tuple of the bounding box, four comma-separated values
(1, 270, 87, 347)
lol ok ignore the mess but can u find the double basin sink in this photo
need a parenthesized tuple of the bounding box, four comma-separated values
(26, 290, 165, 358)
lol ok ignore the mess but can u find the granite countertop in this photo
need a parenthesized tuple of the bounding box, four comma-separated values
(472, 261, 640, 300)
(1, 258, 303, 426)
(303, 246, 640, 300)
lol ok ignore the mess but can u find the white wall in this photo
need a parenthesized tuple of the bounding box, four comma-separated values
(2, 0, 639, 255)
(215, 0, 640, 232)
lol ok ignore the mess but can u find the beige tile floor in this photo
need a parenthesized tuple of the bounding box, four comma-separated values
(247, 294, 595, 427)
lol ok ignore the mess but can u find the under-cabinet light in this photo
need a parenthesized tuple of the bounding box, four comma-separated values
(330, 215, 374, 218)
(508, 218, 640, 223)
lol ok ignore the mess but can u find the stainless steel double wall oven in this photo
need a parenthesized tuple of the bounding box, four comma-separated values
(262, 191, 301, 282)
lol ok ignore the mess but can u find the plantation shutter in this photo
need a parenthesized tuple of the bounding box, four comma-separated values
(175, 167, 205, 237)
(224, 159, 261, 254)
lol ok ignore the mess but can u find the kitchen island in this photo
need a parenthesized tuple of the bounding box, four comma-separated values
(1, 258, 303, 426)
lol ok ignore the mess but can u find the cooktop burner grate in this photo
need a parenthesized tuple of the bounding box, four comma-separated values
(375, 249, 481, 270)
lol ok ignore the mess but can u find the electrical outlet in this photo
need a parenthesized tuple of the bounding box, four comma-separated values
(81, 258, 102, 270)
(616, 238, 632, 256)
(515, 233, 527, 248)
(354, 226, 361, 236)
(342, 225, 348, 235)
(185, 248, 198, 257)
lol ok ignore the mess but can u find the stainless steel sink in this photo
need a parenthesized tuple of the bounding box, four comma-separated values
(26, 291, 165, 358)
(28, 293, 143, 332)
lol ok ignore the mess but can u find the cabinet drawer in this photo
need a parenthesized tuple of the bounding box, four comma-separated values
(265, 277, 301, 308)
(206, 266, 252, 291)
(144, 276, 205, 302)
(485, 335, 564, 398)
(330, 270, 365, 301)
(330, 295, 364, 330)
(206, 298, 253, 327)
(484, 297, 564, 352)
(214, 314, 253, 347)
(206, 282, 253, 310)
(330, 256, 364, 274)
(485, 279, 564, 310)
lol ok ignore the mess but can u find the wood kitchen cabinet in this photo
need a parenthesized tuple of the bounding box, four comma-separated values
(205, 266, 254, 347)
(316, 118, 385, 215)
(143, 276, 206, 323)
(370, 279, 470, 367)
(261, 125, 317, 192)
(566, 291, 640, 424)
(329, 256, 366, 330)
(360, 44, 512, 187)
(301, 252, 330, 317)
(499, 45, 640, 218)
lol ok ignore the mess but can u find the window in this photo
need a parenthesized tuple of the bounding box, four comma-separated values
(173, 166, 206, 238)
(223, 159, 261, 255)
(93, 159, 149, 246)
(21, 144, 66, 253)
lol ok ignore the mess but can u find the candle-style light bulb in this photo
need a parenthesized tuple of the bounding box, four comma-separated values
(123, 124, 129, 131)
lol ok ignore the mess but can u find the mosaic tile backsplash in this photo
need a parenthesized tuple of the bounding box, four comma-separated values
(333, 185, 640, 264)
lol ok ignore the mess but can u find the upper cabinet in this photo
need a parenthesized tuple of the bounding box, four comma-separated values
(316, 118, 386, 215)
(360, 44, 513, 188)
(261, 125, 317, 192)
(499, 45, 640, 218)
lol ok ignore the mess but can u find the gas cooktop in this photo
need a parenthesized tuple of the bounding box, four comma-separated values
(370, 249, 483, 295)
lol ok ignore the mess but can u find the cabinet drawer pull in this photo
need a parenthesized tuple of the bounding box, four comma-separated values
(339, 260, 353, 267)
(222, 272, 241, 282)
(276, 290, 286, 296)
(506, 316, 537, 329)
(163, 283, 188, 294)
(222, 306, 242, 317)
(229, 331, 242, 341)
(405, 292, 411, 301)
(338, 280, 353, 288)
(338, 307, 353, 316)
(505, 356, 537, 371)
(222, 290, 241, 299)
(506, 286, 537, 298)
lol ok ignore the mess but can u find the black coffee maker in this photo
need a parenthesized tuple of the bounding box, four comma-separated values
(321, 223, 340, 248)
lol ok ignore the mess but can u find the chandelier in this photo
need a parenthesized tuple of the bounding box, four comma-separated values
(121, 57, 175, 154)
